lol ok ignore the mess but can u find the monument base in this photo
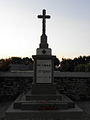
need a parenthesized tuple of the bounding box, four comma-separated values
(5, 93, 84, 120)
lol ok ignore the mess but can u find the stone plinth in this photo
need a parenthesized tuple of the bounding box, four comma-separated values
(31, 84, 56, 94)
(6, 94, 84, 120)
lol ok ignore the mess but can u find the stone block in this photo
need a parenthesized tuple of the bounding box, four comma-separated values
(31, 84, 56, 94)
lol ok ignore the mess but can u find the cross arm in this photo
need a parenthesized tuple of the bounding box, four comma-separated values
(37, 15, 51, 19)
(45, 15, 51, 19)
(38, 15, 43, 18)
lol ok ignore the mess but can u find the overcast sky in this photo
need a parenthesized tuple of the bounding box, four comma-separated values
(0, 0, 89, 60)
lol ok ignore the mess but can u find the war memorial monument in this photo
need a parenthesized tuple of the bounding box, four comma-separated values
(6, 9, 83, 120)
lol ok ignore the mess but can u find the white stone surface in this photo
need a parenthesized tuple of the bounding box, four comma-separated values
(36, 60, 52, 83)
(36, 48, 51, 55)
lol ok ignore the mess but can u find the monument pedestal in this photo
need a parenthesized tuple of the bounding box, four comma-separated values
(6, 92, 84, 120)
(6, 83, 84, 120)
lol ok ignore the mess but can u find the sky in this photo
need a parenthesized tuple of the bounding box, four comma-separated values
(0, 0, 90, 60)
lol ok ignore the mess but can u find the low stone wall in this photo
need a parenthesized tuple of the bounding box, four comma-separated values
(0, 77, 33, 101)
(0, 72, 90, 101)
(55, 77, 90, 100)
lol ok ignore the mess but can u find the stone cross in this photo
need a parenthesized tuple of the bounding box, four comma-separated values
(38, 9, 51, 35)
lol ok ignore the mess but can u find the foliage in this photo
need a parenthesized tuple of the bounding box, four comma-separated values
(10, 57, 22, 64)
(60, 58, 74, 72)
(74, 64, 85, 72)
(74, 63, 90, 72)
(22, 57, 33, 64)
(0, 59, 10, 71)
(60, 55, 90, 72)
(0, 55, 90, 72)
(85, 63, 90, 72)
(0, 57, 34, 71)
(54, 57, 60, 70)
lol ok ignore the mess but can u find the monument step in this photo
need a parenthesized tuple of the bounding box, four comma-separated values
(26, 94, 62, 100)
(14, 101, 75, 110)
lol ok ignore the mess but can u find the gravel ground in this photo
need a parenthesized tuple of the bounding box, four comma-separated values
(0, 102, 12, 120)
(0, 101, 90, 120)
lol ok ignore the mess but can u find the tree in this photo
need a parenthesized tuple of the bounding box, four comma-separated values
(85, 63, 90, 72)
(60, 58, 74, 72)
(23, 57, 33, 64)
(60, 55, 90, 72)
(54, 57, 60, 70)
(11, 57, 22, 64)
(74, 64, 85, 72)
(0, 61, 10, 71)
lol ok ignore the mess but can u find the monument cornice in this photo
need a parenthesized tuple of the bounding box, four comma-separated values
(32, 55, 56, 59)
